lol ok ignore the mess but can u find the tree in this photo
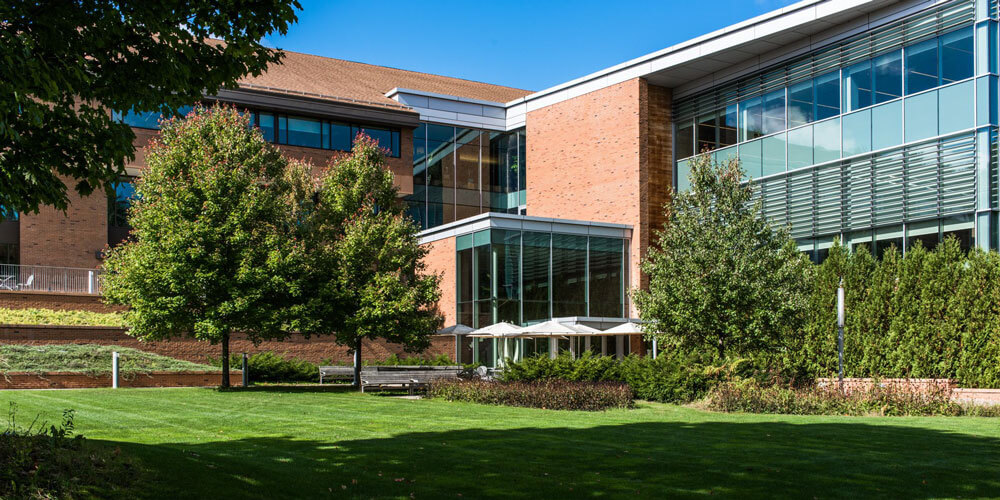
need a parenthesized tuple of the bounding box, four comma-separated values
(102, 106, 301, 387)
(290, 135, 443, 386)
(0, 0, 300, 213)
(634, 154, 811, 359)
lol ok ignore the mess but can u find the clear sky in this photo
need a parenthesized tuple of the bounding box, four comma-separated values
(268, 0, 800, 92)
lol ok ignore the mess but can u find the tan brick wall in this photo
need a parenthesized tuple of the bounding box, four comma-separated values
(0, 325, 454, 365)
(421, 236, 456, 327)
(19, 175, 108, 268)
(526, 78, 672, 313)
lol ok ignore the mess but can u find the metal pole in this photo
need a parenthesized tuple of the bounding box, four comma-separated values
(241, 353, 248, 387)
(837, 278, 845, 389)
(112, 351, 120, 389)
(652, 338, 658, 360)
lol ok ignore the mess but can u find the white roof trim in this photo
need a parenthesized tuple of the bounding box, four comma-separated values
(417, 213, 633, 245)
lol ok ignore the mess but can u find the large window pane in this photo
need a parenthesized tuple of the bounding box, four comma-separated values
(588, 237, 623, 318)
(739, 97, 763, 141)
(696, 112, 718, 153)
(522, 232, 551, 323)
(904, 91, 938, 142)
(906, 38, 939, 94)
(938, 80, 974, 134)
(813, 118, 841, 164)
(676, 121, 694, 159)
(815, 71, 840, 120)
(844, 60, 873, 111)
(721, 104, 738, 147)
(676, 159, 692, 192)
(872, 100, 903, 150)
(286, 117, 321, 148)
(551, 234, 587, 317)
(492, 230, 521, 324)
(739, 139, 763, 180)
(455, 128, 481, 220)
(842, 109, 872, 156)
(762, 90, 786, 135)
(874, 50, 903, 103)
(761, 133, 786, 176)
(256, 112, 277, 142)
(941, 27, 974, 84)
(787, 125, 813, 169)
(353, 126, 395, 155)
(788, 79, 813, 128)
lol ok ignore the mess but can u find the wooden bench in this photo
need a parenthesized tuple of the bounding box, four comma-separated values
(318, 366, 375, 384)
(360, 366, 463, 394)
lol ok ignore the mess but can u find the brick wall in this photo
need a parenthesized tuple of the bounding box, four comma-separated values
(526, 78, 673, 312)
(421, 236, 456, 327)
(0, 371, 243, 390)
(0, 291, 124, 312)
(19, 175, 108, 268)
(1, 325, 455, 364)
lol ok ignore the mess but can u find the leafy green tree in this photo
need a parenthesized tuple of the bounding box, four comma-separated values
(0, 0, 300, 213)
(634, 154, 811, 359)
(290, 136, 443, 386)
(102, 106, 301, 387)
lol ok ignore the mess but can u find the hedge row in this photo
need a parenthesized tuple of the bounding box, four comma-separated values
(428, 379, 634, 411)
(793, 238, 1000, 387)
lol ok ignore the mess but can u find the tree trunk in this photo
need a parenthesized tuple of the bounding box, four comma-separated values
(352, 338, 362, 389)
(221, 331, 231, 388)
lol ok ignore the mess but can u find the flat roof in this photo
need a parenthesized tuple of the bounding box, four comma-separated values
(417, 213, 633, 245)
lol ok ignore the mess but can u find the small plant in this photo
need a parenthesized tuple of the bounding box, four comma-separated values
(428, 379, 634, 411)
(214, 351, 318, 383)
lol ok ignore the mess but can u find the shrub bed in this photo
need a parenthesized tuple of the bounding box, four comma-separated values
(428, 379, 634, 411)
(0, 307, 126, 327)
(0, 344, 215, 377)
(705, 379, 1000, 417)
(218, 351, 317, 383)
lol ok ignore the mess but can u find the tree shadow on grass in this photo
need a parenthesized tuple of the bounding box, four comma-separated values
(104, 419, 1000, 499)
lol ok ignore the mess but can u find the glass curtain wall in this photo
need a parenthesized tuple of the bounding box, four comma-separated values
(107, 177, 137, 247)
(406, 124, 526, 230)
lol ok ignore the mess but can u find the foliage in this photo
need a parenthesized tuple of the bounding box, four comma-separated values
(0, 0, 300, 213)
(635, 154, 812, 358)
(214, 351, 317, 383)
(794, 237, 1000, 387)
(428, 379, 634, 411)
(0, 307, 125, 327)
(705, 379, 1000, 417)
(287, 135, 442, 381)
(365, 353, 457, 366)
(0, 344, 215, 377)
(501, 351, 730, 403)
(102, 105, 305, 386)
(1, 404, 139, 499)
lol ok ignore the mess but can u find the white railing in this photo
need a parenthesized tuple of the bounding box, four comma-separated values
(0, 264, 104, 295)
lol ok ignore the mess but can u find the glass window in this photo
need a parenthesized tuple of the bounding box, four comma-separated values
(941, 27, 974, 84)
(787, 125, 813, 170)
(353, 126, 396, 156)
(457, 247, 473, 327)
(329, 122, 351, 151)
(739, 139, 763, 180)
(286, 117, 322, 148)
(721, 105, 738, 147)
(492, 230, 521, 324)
(676, 159, 692, 192)
(874, 50, 903, 103)
(904, 91, 939, 142)
(907, 220, 940, 252)
(455, 128, 481, 219)
(677, 121, 694, 159)
(551, 234, 587, 317)
(589, 237, 623, 318)
(842, 109, 872, 157)
(906, 38, 939, 94)
(761, 133, 786, 176)
(844, 60, 873, 112)
(762, 90, 786, 135)
(813, 118, 841, 164)
(474, 243, 491, 327)
(814, 71, 840, 120)
(697, 112, 718, 153)
(739, 97, 763, 141)
(788, 79, 814, 128)
(278, 116, 288, 143)
(522, 232, 551, 323)
(117, 110, 160, 129)
(938, 80, 974, 134)
(872, 100, 903, 150)
(254, 112, 275, 141)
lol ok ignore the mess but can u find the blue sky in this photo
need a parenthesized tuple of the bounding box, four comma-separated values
(269, 0, 799, 92)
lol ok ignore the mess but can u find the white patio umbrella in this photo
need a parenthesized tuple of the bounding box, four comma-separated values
(521, 320, 598, 337)
(602, 321, 645, 335)
(468, 321, 524, 338)
(437, 324, 475, 336)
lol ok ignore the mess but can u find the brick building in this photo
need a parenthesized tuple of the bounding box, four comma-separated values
(3, 0, 994, 367)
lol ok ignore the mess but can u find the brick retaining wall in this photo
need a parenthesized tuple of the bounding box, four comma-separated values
(0, 324, 455, 364)
(0, 291, 125, 313)
(0, 370, 243, 390)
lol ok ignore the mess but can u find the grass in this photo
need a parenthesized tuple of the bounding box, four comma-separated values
(0, 344, 216, 376)
(0, 307, 125, 326)
(2, 388, 999, 499)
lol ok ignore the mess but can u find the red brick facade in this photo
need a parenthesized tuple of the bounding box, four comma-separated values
(0, 371, 243, 390)
(422, 236, 456, 327)
(19, 175, 109, 268)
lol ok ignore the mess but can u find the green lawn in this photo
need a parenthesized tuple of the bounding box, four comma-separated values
(3, 388, 1000, 499)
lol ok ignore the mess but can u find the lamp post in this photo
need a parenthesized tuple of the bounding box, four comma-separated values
(837, 278, 845, 389)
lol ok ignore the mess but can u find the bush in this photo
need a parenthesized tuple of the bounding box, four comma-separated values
(429, 379, 634, 411)
(1, 403, 139, 499)
(501, 351, 729, 403)
(0, 344, 216, 377)
(365, 353, 458, 367)
(0, 307, 125, 327)
(705, 379, 1000, 417)
(215, 352, 317, 383)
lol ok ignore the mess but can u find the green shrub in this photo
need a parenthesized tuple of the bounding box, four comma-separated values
(428, 379, 634, 411)
(705, 379, 1000, 417)
(215, 352, 317, 383)
(365, 353, 457, 366)
(501, 351, 729, 403)
(1, 403, 139, 499)
(0, 344, 215, 377)
(0, 307, 125, 327)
